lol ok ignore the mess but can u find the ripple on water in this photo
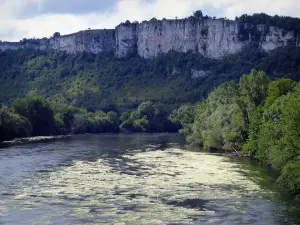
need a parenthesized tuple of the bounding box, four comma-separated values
(0, 148, 287, 224)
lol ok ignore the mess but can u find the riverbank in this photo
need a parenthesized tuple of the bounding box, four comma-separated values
(0, 135, 71, 148)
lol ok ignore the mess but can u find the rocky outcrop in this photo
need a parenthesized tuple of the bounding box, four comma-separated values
(115, 23, 137, 57)
(135, 18, 299, 58)
(261, 26, 295, 51)
(191, 69, 210, 79)
(0, 38, 48, 51)
(0, 17, 299, 59)
(49, 29, 115, 54)
(136, 18, 245, 58)
(0, 29, 116, 54)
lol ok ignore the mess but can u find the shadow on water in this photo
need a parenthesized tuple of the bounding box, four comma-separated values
(163, 198, 210, 210)
(212, 153, 300, 224)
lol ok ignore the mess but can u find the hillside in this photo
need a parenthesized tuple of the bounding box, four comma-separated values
(0, 45, 300, 112)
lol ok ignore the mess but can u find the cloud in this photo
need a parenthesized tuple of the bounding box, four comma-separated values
(0, 0, 300, 41)
(19, 0, 117, 18)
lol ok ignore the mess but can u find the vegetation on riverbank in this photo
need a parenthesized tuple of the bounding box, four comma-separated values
(178, 69, 300, 202)
(0, 96, 179, 143)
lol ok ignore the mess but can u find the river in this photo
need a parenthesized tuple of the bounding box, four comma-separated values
(0, 133, 299, 225)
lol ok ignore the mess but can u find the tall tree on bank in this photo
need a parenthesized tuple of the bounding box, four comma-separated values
(12, 97, 56, 136)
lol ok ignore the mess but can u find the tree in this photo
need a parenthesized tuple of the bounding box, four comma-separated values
(120, 112, 130, 122)
(0, 107, 16, 143)
(72, 115, 90, 134)
(105, 111, 119, 132)
(187, 82, 245, 150)
(12, 98, 29, 117)
(54, 114, 66, 134)
(137, 101, 156, 119)
(63, 110, 75, 133)
(53, 32, 61, 38)
(0, 107, 31, 143)
(239, 69, 270, 107)
(193, 10, 203, 19)
(264, 78, 297, 108)
(124, 20, 131, 25)
(169, 105, 195, 135)
(14, 97, 56, 136)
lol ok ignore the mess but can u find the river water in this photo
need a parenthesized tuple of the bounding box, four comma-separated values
(0, 133, 299, 225)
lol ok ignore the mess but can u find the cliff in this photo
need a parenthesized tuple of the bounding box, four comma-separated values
(0, 16, 299, 59)
(0, 29, 115, 54)
(134, 18, 297, 58)
(49, 29, 115, 54)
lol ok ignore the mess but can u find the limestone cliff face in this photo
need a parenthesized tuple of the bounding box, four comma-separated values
(0, 42, 23, 51)
(0, 38, 48, 51)
(115, 23, 137, 57)
(0, 17, 298, 59)
(49, 29, 115, 54)
(135, 18, 298, 58)
(136, 18, 245, 58)
(0, 29, 116, 54)
(261, 26, 295, 51)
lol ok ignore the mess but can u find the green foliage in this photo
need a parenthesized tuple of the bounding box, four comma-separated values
(237, 70, 270, 156)
(264, 78, 297, 108)
(1, 45, 300, 112)
(63, 110, 75, 133)
(255, 84, 300, 168)
(279, 160, 300, 196)
(28, 97, 56, 136)
(120, 112, 130, 122)
(0, 106, 31, 143)
(6, 97, 77, 139)
(120, 101, 178, 132)
(169, 105, 195, 135)
(137, 101, 156, 119)
(11, 98, 29, 117)
(54, 113, 67, 135)
(105, 111, 119, 132)
(0, 107, 15, 142)
(11, 97, 57, 136)
(238, 13, 300, 35)
(187, 81, 245, 150)
(12, 97, 56, 136)
(242, 106, 263, 157)
(71, 110, 119, 134)
(239, 69, 270, 107)
(134, 116, 149, 132)
(183, 71, 300, 202)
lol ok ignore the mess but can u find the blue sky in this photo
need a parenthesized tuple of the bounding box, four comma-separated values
(0, 0, 299, 41)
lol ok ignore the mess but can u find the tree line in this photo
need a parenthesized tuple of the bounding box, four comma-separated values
(177, 69, 300, 202)
(0, 97, 179, 144)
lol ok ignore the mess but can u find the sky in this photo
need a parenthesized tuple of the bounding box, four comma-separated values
(0, 0, 300, 41)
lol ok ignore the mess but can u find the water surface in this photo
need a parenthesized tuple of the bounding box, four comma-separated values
(0, 133, 298, 225)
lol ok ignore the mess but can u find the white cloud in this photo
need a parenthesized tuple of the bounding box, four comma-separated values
(0, 0, 300, 41)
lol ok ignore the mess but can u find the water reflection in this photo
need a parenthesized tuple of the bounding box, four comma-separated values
(0, 134, 298, 225)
